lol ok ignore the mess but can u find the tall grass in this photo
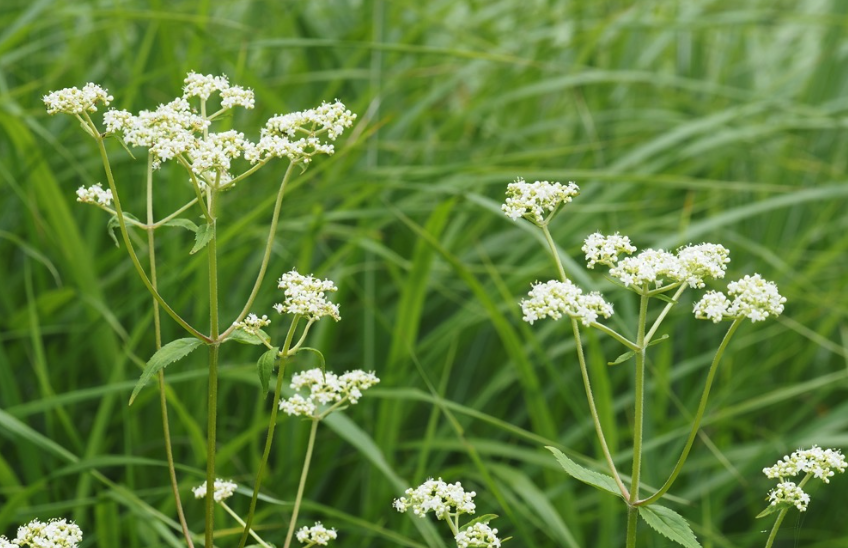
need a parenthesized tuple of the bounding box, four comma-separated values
(2, 0, 848, 545)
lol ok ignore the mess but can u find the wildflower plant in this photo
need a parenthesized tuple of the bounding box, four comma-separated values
(44, 73, 370, 547)
(503, 178, 787, 547)
(1, 518, 82, 548)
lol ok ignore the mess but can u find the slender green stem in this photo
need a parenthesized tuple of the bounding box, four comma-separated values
(204, 188, 221, 548)
(220, 162, 296, 340)
(176, 155, 212, 221)
(590, 321, 639, 351)
(82, 114, 209, 342)
(645, 282, 682, 297)
(218, 157, 273, 191)
(626, 290, 649, 547)
(644, 284, 688, 344)
(237, 317, 301, 548)
(147, 156, 195, 548)
(764, 508, 788, 548)
(152, 197, 200, 228)
(572, 318, 629, 499)
(636, 319, 743, 506)
(541, 224, 567, 281)
(220, 502, 272, 548)
(287, 320, 315, 356)
(283, 418, 320, 548)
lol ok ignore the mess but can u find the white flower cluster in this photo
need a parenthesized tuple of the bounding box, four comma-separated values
(455, 523, 501, 548)
(43, 83, 112, 115)
(763, 446, 847, 484)
(295, 522, 337, 546)
(608, 243, 730, 290)
(192, 478, 238, 502)
(582, 232, 636, 268)
(1, 518, 83, 548)
(183, 71, 255, 109)
(232, 313, 270, 336)
(190, 130, 247, 175)
(694, 274, 786, 323)
(520, 279, 613, 326)
(502, 178, 580, 225)
(274, 270, 341, 321)
(767, 481, 810, 512)
(279, 368, 380, 417)
(393, 478, 477, 520)
(245, 101, 356, 165)
(75, 183, 112, 206)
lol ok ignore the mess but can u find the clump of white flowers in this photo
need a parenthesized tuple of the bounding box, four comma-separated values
(393, 478, 477, 520)
(762, 446, 846, 513)
(279, 368, 380, 417)
(192, 478, 238, 503)
(582, 232, 636, 268)
(43, 83, 112, 115)
(675, 243, 730, 288)
(455, 522, 502, 548)
(295, 522, 338, 546)
(694, 274, 786, 323)
(274, 270, 341, 322)
(233, 313, 271, 336)
(75, 183, 113, 206)
(520, 279, 613, 326)
(609, 249, 681, 289)
(2, 518, 83, 548)
(502, 178, 580, 225)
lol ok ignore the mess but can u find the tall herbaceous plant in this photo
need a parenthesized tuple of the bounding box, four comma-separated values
(38, 74, 378, 548)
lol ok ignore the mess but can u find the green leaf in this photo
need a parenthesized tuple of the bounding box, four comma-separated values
(638, 504, 701, 548)
(190, 223, 214, 254)
(648, 334, 670, 347)
(257, 348, 278, 397)
(161, 218, 198, 232)
(608, 350, 635, 366)
(129, 338, 204, 405)
(460, 514, 498, 531)
(546, 446, 623, 497)
(227, 328, 270, 345)
(106, 212, 141, 247)
(756, 503, 787, 519)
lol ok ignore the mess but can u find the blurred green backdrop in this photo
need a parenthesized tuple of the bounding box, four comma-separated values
(2, 0, 848, 546)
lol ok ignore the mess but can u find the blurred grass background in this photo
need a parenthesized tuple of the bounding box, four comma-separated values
(2, 0, 848, 546)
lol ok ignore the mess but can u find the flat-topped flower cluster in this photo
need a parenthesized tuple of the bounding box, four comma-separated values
(279, 368, 380, 418)
(695, 274, 786, 323)
(502, 178, 579, 225)
(275, 270, 341, 322)
(296, 522, 338, 546)
(521, 279, 613, 326)
(1, 519, 82, 548)
(455, 522, 501, 548)
(192, 478, 238, 503)
(763, 446, 846, 512)
(393, 478, 477, 519)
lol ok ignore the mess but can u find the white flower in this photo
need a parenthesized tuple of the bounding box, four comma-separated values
(0, 536, 13, 548)
(609, 249, 681, 289)
(279, 368, 379, 417)
(295, 522, 337, 546)
(190, 130, 247, 175)
(44, 83, 112, 115)
(675, 243, 730, 288)
(280, 393, 317, 417)
(75, 183, 112, 206)
(582, 232, 636, 268)
(693, 274, 785, 323)
(501, 178, 580, 225)
(520, 279, 613, 326)
(220, 85, 255, 110)
(14, 518, 83, 548)
(192, 478, 238, 502)
(233, 313, 270, 336)
(393, 478, 476, 520)
(245, 101, 356, 164)
(183, 72, 230, 100)
(763, 446, 847, 483)
(455, 522, 502, 548)
(767, 481, 810, 512)
(275, 270, 341, 321)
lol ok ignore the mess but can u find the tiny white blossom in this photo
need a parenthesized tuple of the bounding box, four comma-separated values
(75, 183, 112, 206)
(693, 274, 785, 323)
(183, 72, 230, 100)
(767, 481, 810, 512)
(455, 522, 502, 548)
(233, 313, 270, 336)
(14, 518, 83, 548)
(280, 393, 317, 417)
(763, 446, 847, 483)
(295, 522, 337, 546)
(693, 291, 730, 323)
(609, 249, 681, 289)
(192, 478, 238, 502)
(520, 279, 613, 326)
(582, 232, 636, 268)
(190, 130, 247, 175)
(0, 536, 13, 548)
(393, 478, 476, 520)
(220, 85, 255, 110)
(44, 83, 112, 115)
(279, 368, 379, 417)
(275, 269, 340, 321)
(675, 243, 730, 288)
(502, 178, 580, 225)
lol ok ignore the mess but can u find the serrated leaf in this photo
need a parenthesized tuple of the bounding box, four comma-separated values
(190, 223, 214, 254)
(608, 350, 635, 366)
(638, 504, 701, 548)
(546, 447, 623, 497)
(756, 503, 787, 519)
(460, 514, 498, 531)
(227, 329, 270, 345)
(161, 218, 199, 232)
(647, 334, 670, 347)
(130, 338, 204, 405)
(257, 348, 279, 397)
(106, 212, 141, 247)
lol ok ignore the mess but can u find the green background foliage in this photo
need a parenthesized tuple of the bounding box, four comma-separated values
(2, 0, 848, 546)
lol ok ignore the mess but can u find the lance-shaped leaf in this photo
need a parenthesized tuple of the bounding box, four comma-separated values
(546, 446, 623, 497)
(227, 328, 270, 346)
(161, 218, 199, 232)
(257, 348, 279, 397)
(129, 338, 205, 405)
(638, 504, 701, 548)
(190, 223, 214, 254)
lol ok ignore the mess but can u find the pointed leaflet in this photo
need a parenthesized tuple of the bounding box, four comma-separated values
(638, 504, 701, 548)
(161, 218, 199, 232)
(459, 514, 498, 532)
(756, 503, 787, 519)
(257, 348, 278, 396)
(190, 223, 214, 254)
(546, 447, 623, 497)
(227, 328, 270, 346)
(129, 338, 204, 405)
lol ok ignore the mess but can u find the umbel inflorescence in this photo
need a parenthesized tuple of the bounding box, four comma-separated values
(763, 446, 846, 511)
(1, 519, 82, 548)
